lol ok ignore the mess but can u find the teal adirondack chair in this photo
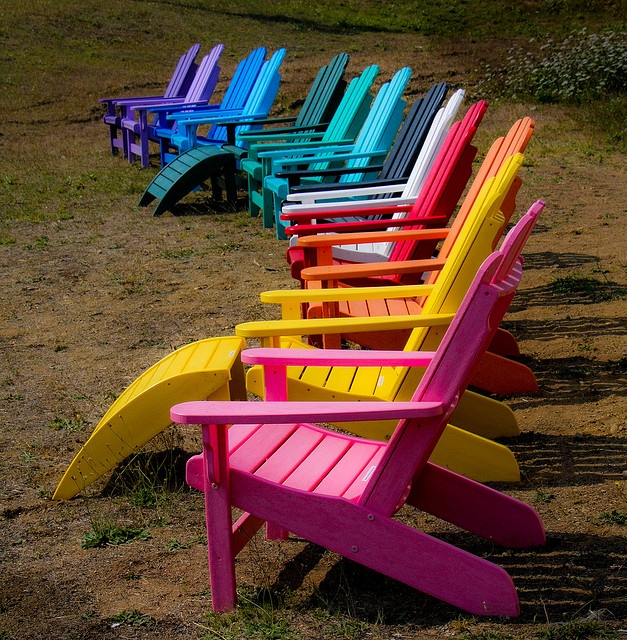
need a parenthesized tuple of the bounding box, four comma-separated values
(241, 64, 380, 225)
(121, 44, 224, 168)
(100, 43, 201, 158)
(156, 46, 268, 166)
(221, 52, 350, 167)
(262, 67, 412, 238)
(139, 49, 286, 215)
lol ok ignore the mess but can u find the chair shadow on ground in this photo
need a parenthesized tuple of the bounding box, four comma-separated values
(489, 351, 626, 410)
(505, 431, 627, 487)
(511, 281, 627, 309)
(242, 426, 626, 627)
(521, 250, 602, 271)
(502, 315, 627, 343)
(258, 529, 627, 626)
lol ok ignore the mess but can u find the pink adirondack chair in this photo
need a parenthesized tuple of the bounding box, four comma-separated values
(170, 208, 546, 616)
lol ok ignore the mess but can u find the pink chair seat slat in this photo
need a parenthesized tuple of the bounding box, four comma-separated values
(229, 423, 297, 472)
(227, 423, 264, 451)
(342, 446, 387, 502)
(254, 426, 326, 482)
(283, 435, 354, 490)
(313, 440, 382, 496)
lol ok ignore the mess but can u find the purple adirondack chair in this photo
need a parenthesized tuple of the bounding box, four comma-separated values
(99, 43, 201, 158)
(121, 44, 224, 167)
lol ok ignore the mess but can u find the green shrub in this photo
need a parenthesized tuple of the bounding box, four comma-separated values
(482, 28, 627, 104)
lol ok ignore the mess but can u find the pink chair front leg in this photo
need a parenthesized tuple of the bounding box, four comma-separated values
(201, 423, 237, 612)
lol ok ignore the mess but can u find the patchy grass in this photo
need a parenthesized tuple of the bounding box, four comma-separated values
(81, 519, 150, 548)
(548, 274, 626, 303)
(109, 609, 155, 628)
(599, 509, 627, 525)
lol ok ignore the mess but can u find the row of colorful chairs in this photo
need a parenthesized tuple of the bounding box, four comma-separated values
(73, 45, 549, 617)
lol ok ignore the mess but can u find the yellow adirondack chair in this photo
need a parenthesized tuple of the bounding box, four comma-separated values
(236, 157, 539, 483)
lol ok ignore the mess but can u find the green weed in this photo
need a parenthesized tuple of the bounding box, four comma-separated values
(599, 509, 627, 525)
(165, 538, 192, 552)
(534, 489, 557, 503)
(19, 450, 38, 465)
(48, 413, 87, 433)
(202, 588, 295, 640)
(81, 520, 149, 548)
(479, 27, 627, 150)
(109, 609, 154, 627)
(162, 247, 197, 260)
(548, 275, 625, 303)
(536, 619, 614, 639)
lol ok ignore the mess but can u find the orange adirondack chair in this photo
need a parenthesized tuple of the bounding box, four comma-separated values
(172, 213, 546, 615)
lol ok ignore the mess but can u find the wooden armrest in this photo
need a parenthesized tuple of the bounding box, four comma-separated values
(241, 347, 436, 368)
(285, 215, 449, 237)
(235, 311, 454, 338)
(288, 174, 398, 195)
(281, 202, 414, 223)
(298, 228, 449, 248)
(171, 399, 443, 425)
(256, 139, 354, 160)
(301, 258, 447, 282)
(259, 283, 435, 305)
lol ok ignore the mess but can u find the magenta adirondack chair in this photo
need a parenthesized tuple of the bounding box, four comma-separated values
(170, 208, 546, 616)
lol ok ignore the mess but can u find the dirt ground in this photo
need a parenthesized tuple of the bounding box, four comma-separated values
(1, 39, 626, 639)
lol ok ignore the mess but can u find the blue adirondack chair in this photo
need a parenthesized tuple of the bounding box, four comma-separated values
(156, 46, 268, 167)
(138, 53, 351, 216)
(161, 48, 287, 158)
(99, 43, 201, 158)
(121, 44, 224, 167)
(262, 67, 412, 238)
